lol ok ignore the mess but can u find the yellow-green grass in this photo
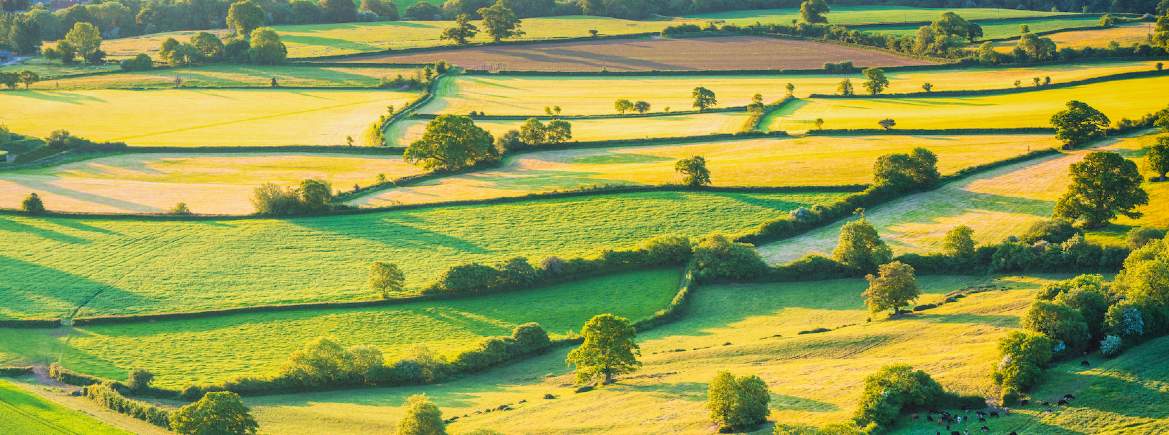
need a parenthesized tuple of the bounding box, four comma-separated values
(352, 134, 1055, 207)
(0, 88, 417, 147)
(1081, 132, 1169, 246)
(859, 15, 1102, 39)
(244, 274, 1058, 433)
(98, 16, 693, 59)
(30, 65, 423, 90)
(0, 379, 129, 434)
(756, 132, 1160, 264)
(765, 75, 1169, 132)
(0, 268, 682, 389)
(687, 6, 1067, 26)
(988, 22, 1155, 52)
(0, 190, 844, 319)
(422, 61, 1162, 116)
(385, 112, 751, 146)
(0, 153, 420, 215)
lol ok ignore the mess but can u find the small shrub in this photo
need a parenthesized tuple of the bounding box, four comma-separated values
(692, 234, 768, 281)
(21, 193, 44, 214)
(1099, 335, 1122, 357)
(126, 368, 154, 392)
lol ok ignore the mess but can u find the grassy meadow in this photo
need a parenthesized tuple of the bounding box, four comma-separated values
(765, 74, 1169, 131)
(0, 88, 416, 147)
(858, 15, 1102, 39)
(0, 269, 682, 388)
(988, 22, 1155, 52)
(352, 134, 1055, 207)
(0, 152, 420, 214)
(30, 65, 423, 90)
(687, 6, 1067, 26)
(0, 190, 844, 319)
(244, 274, 1057, 433)
(0, 379, 130, 434)
(1081, 132, 1169, 246)
(385, 112, 752, 146)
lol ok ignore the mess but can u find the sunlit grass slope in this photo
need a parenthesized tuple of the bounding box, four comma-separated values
(38, 65, 422, 90)
(385, 112, 751, 146)
(0, 379, 129, 435)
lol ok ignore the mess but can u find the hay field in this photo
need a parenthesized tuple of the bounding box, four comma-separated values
(352, 134, 1055, 207)
(35, 65, 422, 90)
(419, 60, 1161, 115)
(0, 379, 130, 435)
(0, 269, 681, 388)
(385, 112, 751, 146)
(1082, 132, 1169, 246)
(245, 274, 1055, 433)
(0, 153, 420, 214)
(340, 36, 932, 72)
(0, 89, 416, 147)
(858, 15, 1102, 39)
(0, 190, 844, 319)
(989, 22, 1154, 52)
(687, 6, 1066, 26)
(765, 74, 1169, 132)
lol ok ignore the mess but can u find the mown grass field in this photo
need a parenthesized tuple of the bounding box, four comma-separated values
(419, 60, 1160, 116)
(757, 132, 1160, 264)
(858, 15, 1102, 39)
(765, 74, 1169, 131)
(32, 65, 423, 90)
(0, 88, 416, 147)
(0, 190, 844, 319)
(687, 6, 1067, 26)
(0, 153, 420, 214)
(988, 22, 1155, 52)
(0, 379, 129, 434)
(385, 112, 751, 145)
(0, 269, 682, 388)
(352, 134, 1055, 207)
(244, 274, 1059, 433)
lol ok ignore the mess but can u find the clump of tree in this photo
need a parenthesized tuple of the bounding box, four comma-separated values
(170, 391, 259, 435)
(404, 115, 498, 171)
(251, 179, 335, 216)
(227, 0, 266, 37)
(799, 0, 829, 23)
(478, 1, 523, 42)
(44, 22, 104, 65)
(159, 32, 228, 66)
(368, 261, 405, 298)
(707, 371, 770, 432)
(397, 394, 446, 435)
(691, 86, 717, 111)
(861, 68, 888, 95)
(426, 256, 538, 295)
(498, 117, 571, 150)
(1050, 100, 1110, 148)
(566, 313, 640, 385)
(1013, 31, 1058, 61)
(1146, 137, 1169, 181)
(853, 365, 951, 432)
(873, 147, 939, 191)
(837, 78, 854, 96)
(692, 234, 769, 281)
(279, 336, 384, 386)
(441, 13, 479, 45)
(863, 261, 920, 316)
(833, 214, 892, 273)
(1052, 151, 1148, 228)
(992, 330, 1053, 404)
(675, 155, 710, 187)
(120, 54, 154, 71)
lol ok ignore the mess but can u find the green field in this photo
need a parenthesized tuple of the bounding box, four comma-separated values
(988, 22, 1155, 52)
(0, 152, 420, 215)
(34, 65, 423, 90)
(385, 112, 751, 145)
(687, 6, 1068, 26)
(0, 268, 681, 388)
(765, 75, 1169, 132)
(0, 190, 845, 319)
(858, 15, 1103, 39)
(422, 61, 1161, 116)
(0, 379, 129, 434)
(353, 134, 1055, 207)
(0, 88, 417, 147)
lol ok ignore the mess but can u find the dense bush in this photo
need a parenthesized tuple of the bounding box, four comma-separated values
(170, 391, 257, 435)
(1100, 334, 1123, 357)
(691, 234, 768, 281)
(251, 179, 335, 216)
(873, 147, 939, 191)
(1126, 226, 1166, 249)
(84, 382, 171, 429)
(119, 53, 154, 71)
(1021, 300, 1091, 354)
(397, 394, 446, 435)
(279, 337, 383, 387)
(832, 216, 892, 273)
(992, 330, 1054, 404)
(1021, 219, 1079, 244)
(707, 371, 770, 432)
(853, 365, 947, 432)
(49, 363, 103, 386)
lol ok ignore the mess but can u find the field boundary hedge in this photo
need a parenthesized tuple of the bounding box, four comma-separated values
(412, 106, 748, 120)
(299, 32, 661, 62)
(807, 128, 1056, 135)
(808, 69, 1169, 99)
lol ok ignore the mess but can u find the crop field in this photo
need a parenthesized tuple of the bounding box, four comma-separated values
(765, 74, 1169, 131)
(0, 269, 681, 388)
(338, 35, 933, 72)
(243, 274, 1057, 433)
(857, 15, 1103, 39)
(384, 112, 751, 145)
(0, 89, 417, 147)
(989, 22, 1155, 52)
(687, 6, 1067, 26)
(0, 379, 129, 434)
(352, 134, 1054, 207)
(0, 153, 419, 214)
(0, 190, 844, 319)
(419, 60, 1161, 115)
(35, 65, 423, 90)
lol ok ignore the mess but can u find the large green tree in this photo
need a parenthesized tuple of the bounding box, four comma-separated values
(247, 27, 287, 64)
(1050, 100, 1110, 148)
(707, 371, 770, 432)
(63, 22, 101, 64)
(1148, 137, 1169, 180)
(1153, 12, 1168, 49)
(1053, 151, 1148, 228)
(321, 0, 358, 22)
(404, 115, 497, 171)
(368, 261, 405, 298)
(873, 147, 939, 190)
(691, 86, 717, 111)
(478, 1, 523, 42)
(861, 68, 888, 95)
(440, 14, 479, 45)
(170, 391, 259, 435)
(863, 261, 920, 315)
(566, 313, 640, 384)
(675, 155, 711, 187)
(833, 215, 892, 273)
(799, 0, 829, 23)
(226, 0, 266, 37)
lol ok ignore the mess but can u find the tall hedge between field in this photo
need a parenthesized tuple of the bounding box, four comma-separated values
(411, 105, 748, 120)
(806, 128, 1055, 136)
(82, 382, 172, 429)
(48, 363, 105, 387)
(809, 69, 1169, 99)
(0, 366, 34, 377)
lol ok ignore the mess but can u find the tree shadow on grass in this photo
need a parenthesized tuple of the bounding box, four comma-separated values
(0, 255, 149, 320)
(6, 90, 106, 105)
(0, 216, 90, 244)
(620, 381, 707, 401)
(288, 211, 490, 255)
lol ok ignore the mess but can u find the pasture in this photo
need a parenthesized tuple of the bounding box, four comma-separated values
(352, 134, 1056, 207)
(989, 22, 1156, 52)
(384, 112, 752, 145)
(765, 74, 1169, 131)
(0, 379, 129, 434)
(0, 269, 681, 388)
(857, 15, 1103, 39)
(687, 6, 1068, 26)
(0, 189, 845, 319)
(34, 65, 423, 90)
(0, 152, 420, 214)
(0, 88, 417, 147)
(418, 60, 1161, 116)
(338, 35, 933, 72)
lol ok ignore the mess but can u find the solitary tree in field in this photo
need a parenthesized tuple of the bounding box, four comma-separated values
(878, 118, 896, 130)
(633, 100, 651, 114)
(785, 82, 795, 96)
(369, 261, 405, 298)
(921, 82, 933, 92)
(397, 394, 446, 435)
(63, 22, 102, 64)
(226, 0, 266, 37)
(18, 70, 37, 89)
(1053, 151, 1148, 228)
(566, 313, 640, 385)
(405, 115, 497, 171)
(862, 68, 889, 95)
(833, 214, 892, 273)
(692, 86, 717, 111)
(707, 371, 770, 432)
(942, 225, 976, 258)
(170, 391, 258, 435)
(675, 156, 711, 187)
(1050, 100, 1110, 148)
(800, 0, 829, 23)
(545, 119, 572, 144)
(863, 261, 920, 315)
(21, 193, 44, 214)
(1148, 137, 1169, 180)
(614, 98, 633, 114)
(837, 79, 854, 96)
(746, 93, 765, 114)
(440, 14, 479, 45)
(478, 1, 524, 42)
(814, 118, 824, 130)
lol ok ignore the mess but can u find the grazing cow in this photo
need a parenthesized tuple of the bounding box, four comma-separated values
(980, 427, 990, 433)
(1081, 360, 1090, 367)
(979, 416, 987, 422)
(1058, 399, 1069, 405)
(990, 411, 999, 417)
(928, 415, 935, 422)
(1064, 393, 1077, 400)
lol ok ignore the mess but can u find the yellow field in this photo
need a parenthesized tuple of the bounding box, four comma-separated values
(989, 22, 1154, 52)
(0, 153, 420, 214)
(385, 112, 751, 146)
(0, 89, 417, 147)
(1083, 132, 1169, 245)
(352, 134, 1056, 207)
(423, 61, 1162, 116)
(766, 75, 1169, 131)
(37, 65, 422, 90)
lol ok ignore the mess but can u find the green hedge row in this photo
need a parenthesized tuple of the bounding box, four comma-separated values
(0, 366, 34, 377)
(809, 69, 1168, 99)
(806, 128, 1056, 136)
(411, 106, 747, 121)
(120, 145, 405, 154)
(48, 363, 105, 387)
(83, 382, 172, 429)
(304, 32, 661, 62)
